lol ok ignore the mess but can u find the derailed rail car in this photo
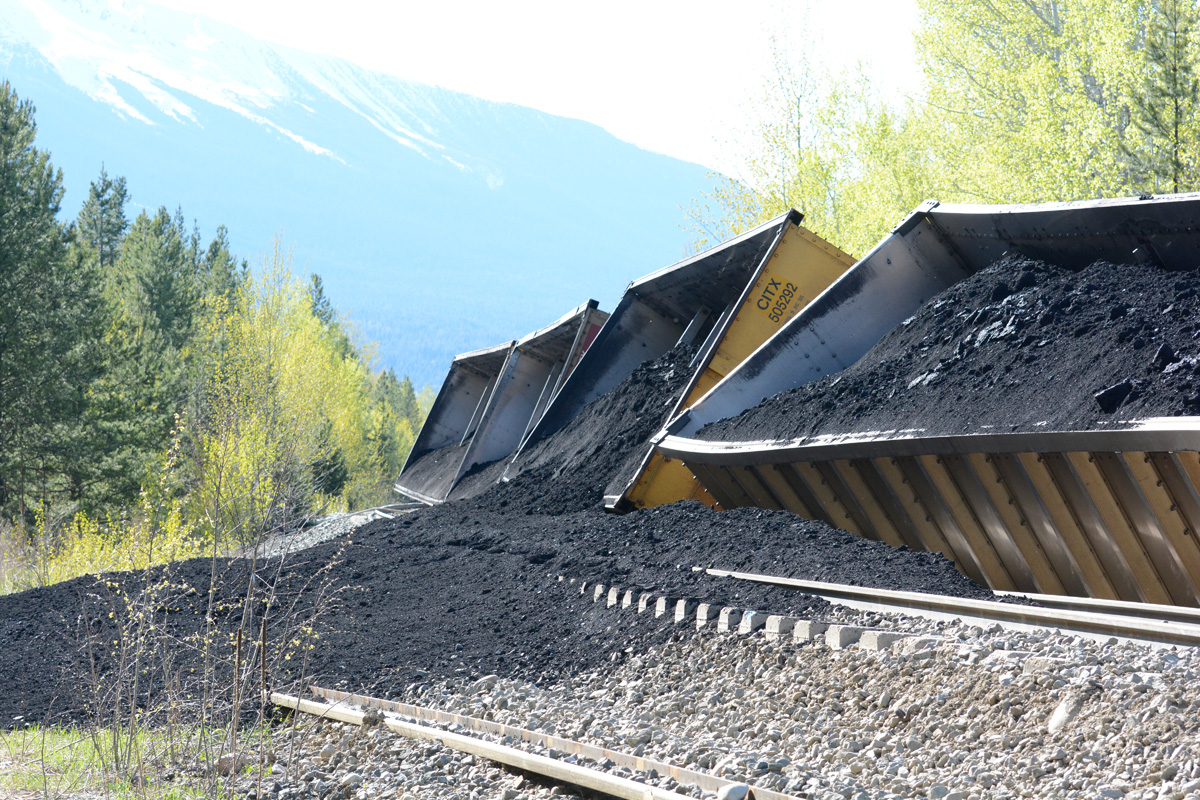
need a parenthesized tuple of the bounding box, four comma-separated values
(656, 194, 1200, 606)
(395, 301, 607, 504)
(513, 211, 855, 498)
(602, 212, 856, 511)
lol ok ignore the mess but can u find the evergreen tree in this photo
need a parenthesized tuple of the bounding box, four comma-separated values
(372, 369, 423, 430)
(77, 165, 128, 269)
(396, 375, 420, 429)
(307, 272, 358, 360)
(0, 82, 104, 517)
(111, 207, 200, 350)
(80, 204, 245, 510)
(87, 207, 204, 502)
(1126, 0, 1200, 193)
(202, 225, 242, 298)
(308, 273, 335, 326)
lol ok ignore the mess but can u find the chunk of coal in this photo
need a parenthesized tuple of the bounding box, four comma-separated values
(1154, 343, 1177, 368)
(1095, 380, 1134, 413)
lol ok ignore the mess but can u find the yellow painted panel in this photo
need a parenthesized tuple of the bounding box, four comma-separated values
(630, 453, 717, 510)
(801, 462, 867, 538)
(1169, 452, 1200, 553)
(1068, 452, 1172, 605)
(1124, 453, 1200, 599)
(757, 464, 819, 518)
(920, 455, 1016, 591)
(1017, 453, 1117, 600)
(872, 457, 954, 559)
(626, 222, 853, 511)
(689, 368, 723, 405)
(833, 460, 905, 548)
(1176, 451, 1200, 494)
(698, 225, 853, 400)
(732, 466, 786, 511)
(966, 453, 1063, 594)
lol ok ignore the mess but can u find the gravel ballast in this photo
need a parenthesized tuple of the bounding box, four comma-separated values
(235, 603, 1200, 800)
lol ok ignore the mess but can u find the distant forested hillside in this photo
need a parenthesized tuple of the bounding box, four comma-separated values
(0, 81, 428, 590)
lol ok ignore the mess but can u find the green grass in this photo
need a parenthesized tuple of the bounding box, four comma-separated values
(0, 724, 262, 800)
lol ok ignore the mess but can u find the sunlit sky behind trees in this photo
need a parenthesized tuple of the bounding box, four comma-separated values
(137, 0, 923, 176)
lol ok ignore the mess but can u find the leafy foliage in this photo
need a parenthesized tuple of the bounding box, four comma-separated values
(0, 81, 431, 586)
(690, 47, 935, 257)
(697, 1, 1200, 256)
(187, 242, 387, 544)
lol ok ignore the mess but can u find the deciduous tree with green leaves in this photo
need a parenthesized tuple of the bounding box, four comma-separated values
(0, 80, 432, 567)
(699, 1, 1200, 257)
(691, 45, 935, 258)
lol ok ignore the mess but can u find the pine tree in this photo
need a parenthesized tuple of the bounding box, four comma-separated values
(0, 82, 104, 517)
(77, 165, 128, 269)
(87, 207, 203, 502)
(111, 208, 200, 349)
(396, 374, 421, 429)
(202, 225, 242, 298)
(308, 273, 335, 326)
(307, 272, 358, 359)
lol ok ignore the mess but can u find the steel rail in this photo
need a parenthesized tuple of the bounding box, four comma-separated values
(995, 589, 1200, 625)
(273, 690, 801, 800)
(303, 687, 801, 800)
(706, 569, 1200, 647)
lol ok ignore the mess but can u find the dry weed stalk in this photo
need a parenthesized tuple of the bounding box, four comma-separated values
(71, 510, 353, 797)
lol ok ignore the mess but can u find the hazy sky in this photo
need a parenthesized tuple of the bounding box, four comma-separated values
(141, 0, 922, 174)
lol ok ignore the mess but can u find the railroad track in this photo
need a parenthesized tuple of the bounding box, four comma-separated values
(577, 566, 1200, 649)
(703, 568, 1200, 648)
(272, 569, 1200, 800)
(273, 686, 800, 800)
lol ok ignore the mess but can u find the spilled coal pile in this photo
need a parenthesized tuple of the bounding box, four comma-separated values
(701, 255, 1200, 443)
(0, 346, 988, 726)
(453, 345, 699, 512)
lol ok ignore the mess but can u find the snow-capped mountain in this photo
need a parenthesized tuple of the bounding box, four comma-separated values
(0, 0, 717, 386)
